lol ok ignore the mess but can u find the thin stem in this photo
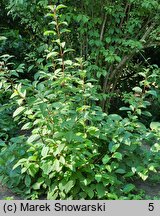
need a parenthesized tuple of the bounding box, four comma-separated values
(54, 8, 65, 76)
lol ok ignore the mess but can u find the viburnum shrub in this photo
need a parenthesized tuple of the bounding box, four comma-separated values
(0, 4, 159, 200)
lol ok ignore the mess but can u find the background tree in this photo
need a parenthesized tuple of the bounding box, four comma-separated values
(0, 0, 160, 200)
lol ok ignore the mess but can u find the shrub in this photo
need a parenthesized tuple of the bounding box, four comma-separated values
(0, 3, 160, 200)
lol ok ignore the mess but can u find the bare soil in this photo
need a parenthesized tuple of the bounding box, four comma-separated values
(135, 180, 160, 199)
(0, 183, 22, 200)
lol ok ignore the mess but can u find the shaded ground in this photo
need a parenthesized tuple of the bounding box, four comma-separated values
(0, 183, 22, 200)
(135, 180, 160, 199)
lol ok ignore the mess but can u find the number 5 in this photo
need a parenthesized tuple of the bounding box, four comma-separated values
(148, 203, 154, 211)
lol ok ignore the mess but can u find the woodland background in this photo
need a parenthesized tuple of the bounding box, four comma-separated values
(0, 0, 160, 200)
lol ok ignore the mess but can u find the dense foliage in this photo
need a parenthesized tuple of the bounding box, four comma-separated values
(0, 0, 160, 199)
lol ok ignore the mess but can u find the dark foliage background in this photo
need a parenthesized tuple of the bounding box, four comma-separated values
(0, 0, 160, 199)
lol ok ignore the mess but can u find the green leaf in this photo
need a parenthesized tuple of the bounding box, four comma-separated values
(105, 37, 111, 43)
(61, 41, 66, 48)
(102, 155, 110, 164)
(47, 5, 55, 11)
(132, 87, 142, 93)
(52, 102, 63, 109)
(49, 21, 57, 25)
(142, 111, 152, 117)
(12, 158, 28, 170)
(105, 55, 115, 63)
(96, 183, 105, 198)
(109, 114, 122, 121)
(0, 140, 6, 147)
(152, 143, 160, 152)
(56, 4, 67, 11)
(147, 90, 157, 97)
(138, 72, 146, 77)
(41, 146, 49, 157)
(64, 60, 72, 65)
(25, 175, 31, 187)
(28, 65, 34, 72)
(119, 107, 132, 111)
(63, 48, 74, 54)
(59, 179, 67, 192)
(41, 161, 52, 175)
(44, 30, 56, 36)
(59, 21, 68, 26)
(60, 29, 70, 34)
(95, 174, 102, 183)
(138, 172, 148, 181)
(27, 134, 40, 143)
(115, 168, 126, 174)
(85, 187, 94, 199)
(124, 171, 135, 178)
(13, 106, 25, 117)
(65, 180, 75, 194)
(81, 178, 91, 186)
(32, 177, 44, 190)
(115, 56, 121, 62)
(53, 159, 61, 172)
(28, 164, 39, 177)
(109, 142, 120, 153)
(59, 156, 65, 165)
(48, 191, 58, 200)
(136, 109, 141, 115)
(150, 122, 160, 130)
(53, 143, 65, 156)
(0, 36, 7, 41)
(79, 191, 87, 199)
(123, 184, 135, 193)
(47, 52, 59, 59)
(21, 122, 32, 130)
(87, 126, 99, 135)
(112, 152, 122, 160)
(149, 164, 157, 172)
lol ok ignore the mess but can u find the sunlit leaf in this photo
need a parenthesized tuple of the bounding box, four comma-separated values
(13, 106, 25, 117)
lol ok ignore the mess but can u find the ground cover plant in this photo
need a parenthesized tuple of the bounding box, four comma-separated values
(0, 0, 160, 200)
